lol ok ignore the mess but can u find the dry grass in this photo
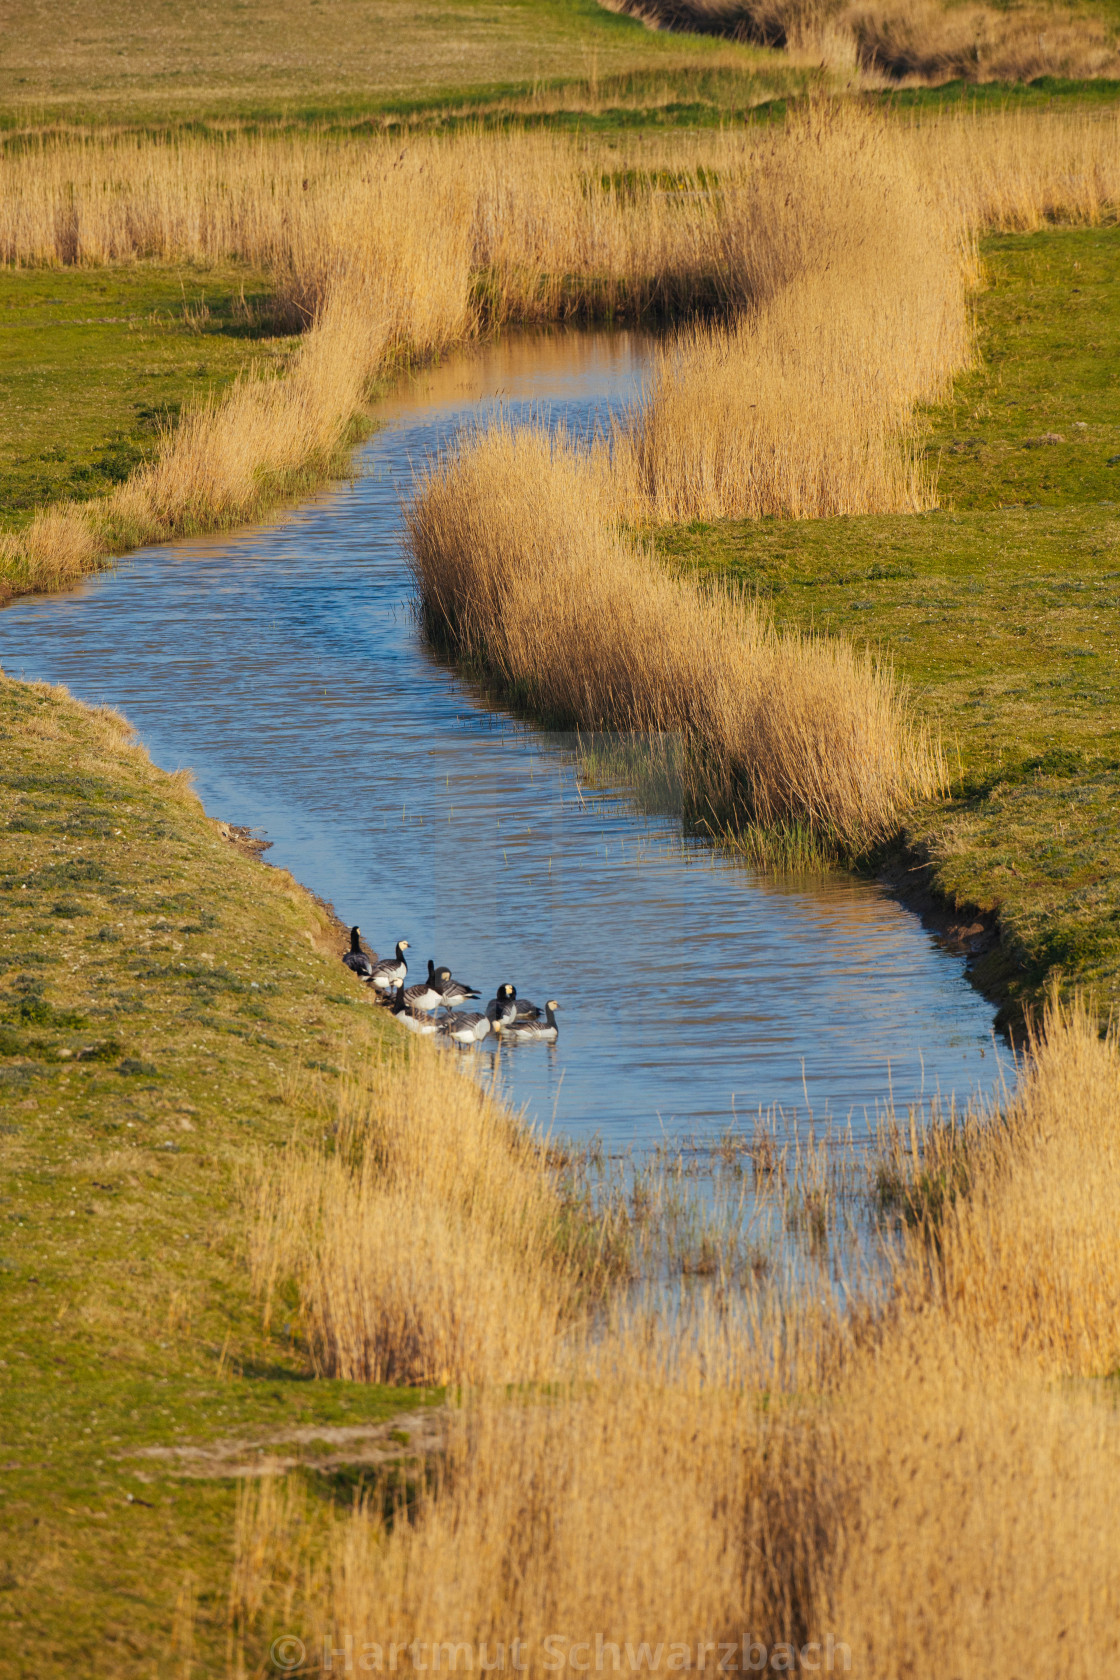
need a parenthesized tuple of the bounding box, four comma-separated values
(848, 0, 1120, 83)
(618, 106, 972, 522)
(408, 421, 944, 850)
(246, 1050, 612, 1387)
(3, 104, 1119, 594)
(233, 992, 1120, 1677)
(608, 0, 1120, 82)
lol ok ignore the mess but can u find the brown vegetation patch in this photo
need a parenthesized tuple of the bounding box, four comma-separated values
(605, 0, 1120, 82)
(127, 1407, 447, 1480)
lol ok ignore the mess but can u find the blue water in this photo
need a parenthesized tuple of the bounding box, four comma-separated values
(0, 329, 1003, 1145)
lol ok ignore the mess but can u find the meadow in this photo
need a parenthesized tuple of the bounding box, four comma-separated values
(0, 0, 783, 130)
(0, 264, 291, 532)
(4, 7, 1120, 1674)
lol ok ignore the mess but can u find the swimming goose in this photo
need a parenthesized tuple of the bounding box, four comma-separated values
(437, 1009, 492, 1044)
(485, 987, 518, 1032)
(434, 968, 481, 1009)
(366, 939, 410, 995)
(502, 982, 542, 1022)
(504, 1000, 561, 1044)
(342, 926, 376, 980)
(392, 982, 437, 1034)
(403, 960, 447, 1013)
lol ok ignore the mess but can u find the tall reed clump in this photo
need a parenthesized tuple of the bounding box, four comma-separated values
(0, 299, 378, 595)
(619, 104, 973, 522)
(846, 0, 1120, 84)
(896, 990, 1120, 1376)
(246, 1048, 610, 1387)
(912, 103, 1120, 236)
(408, 421, 944, 850)
(822, 990, 1120, 1673)
(234, 997, 1120, 1677)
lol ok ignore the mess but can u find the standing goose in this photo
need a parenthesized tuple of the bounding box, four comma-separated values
(434, 968, 480, 1009)
(403, 960, 446, 1013)
(392, 982, 437, 1034)
(342, 926, 376, 980)
(504, 982, 542, 1022)
(366, 939, 410, 996)
(437, 1009, 492, 1044)
(486, 986, 518, 1033)
(505, 1000, 561, 1044)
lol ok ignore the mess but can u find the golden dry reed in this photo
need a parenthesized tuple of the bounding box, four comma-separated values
(3, 103, 1120, 597)
(245, 1050, 599, 1387)
(843, 0, 1120, 84)
(407, 421, 944, 848)
(615, 105, 971, 522)
(233, 993, 1120, 1678)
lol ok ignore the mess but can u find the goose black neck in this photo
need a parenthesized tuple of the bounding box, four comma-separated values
(349, 927, 361, 953)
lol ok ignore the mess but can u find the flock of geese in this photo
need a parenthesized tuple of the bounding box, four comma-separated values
(342, 927, 561, 1045)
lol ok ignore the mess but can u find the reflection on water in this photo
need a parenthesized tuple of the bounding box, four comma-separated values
(0, 328, 1002, 1147)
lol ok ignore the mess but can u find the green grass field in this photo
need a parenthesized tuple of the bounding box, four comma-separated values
(0, 676, 430, 1676)
(0, 265, 292, 533)
(0, 0, 783, 130)
(660, 223, 1120, 1020)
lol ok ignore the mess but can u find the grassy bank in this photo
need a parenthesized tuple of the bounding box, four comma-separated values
(0, 672, 441, 1675)
(659, 222, 1120, 1017)
(0, 263, 292, 533)
(0, 0, 778, 130)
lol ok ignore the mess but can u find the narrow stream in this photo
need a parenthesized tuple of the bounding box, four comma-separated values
(0, 329, 1001, 1148)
